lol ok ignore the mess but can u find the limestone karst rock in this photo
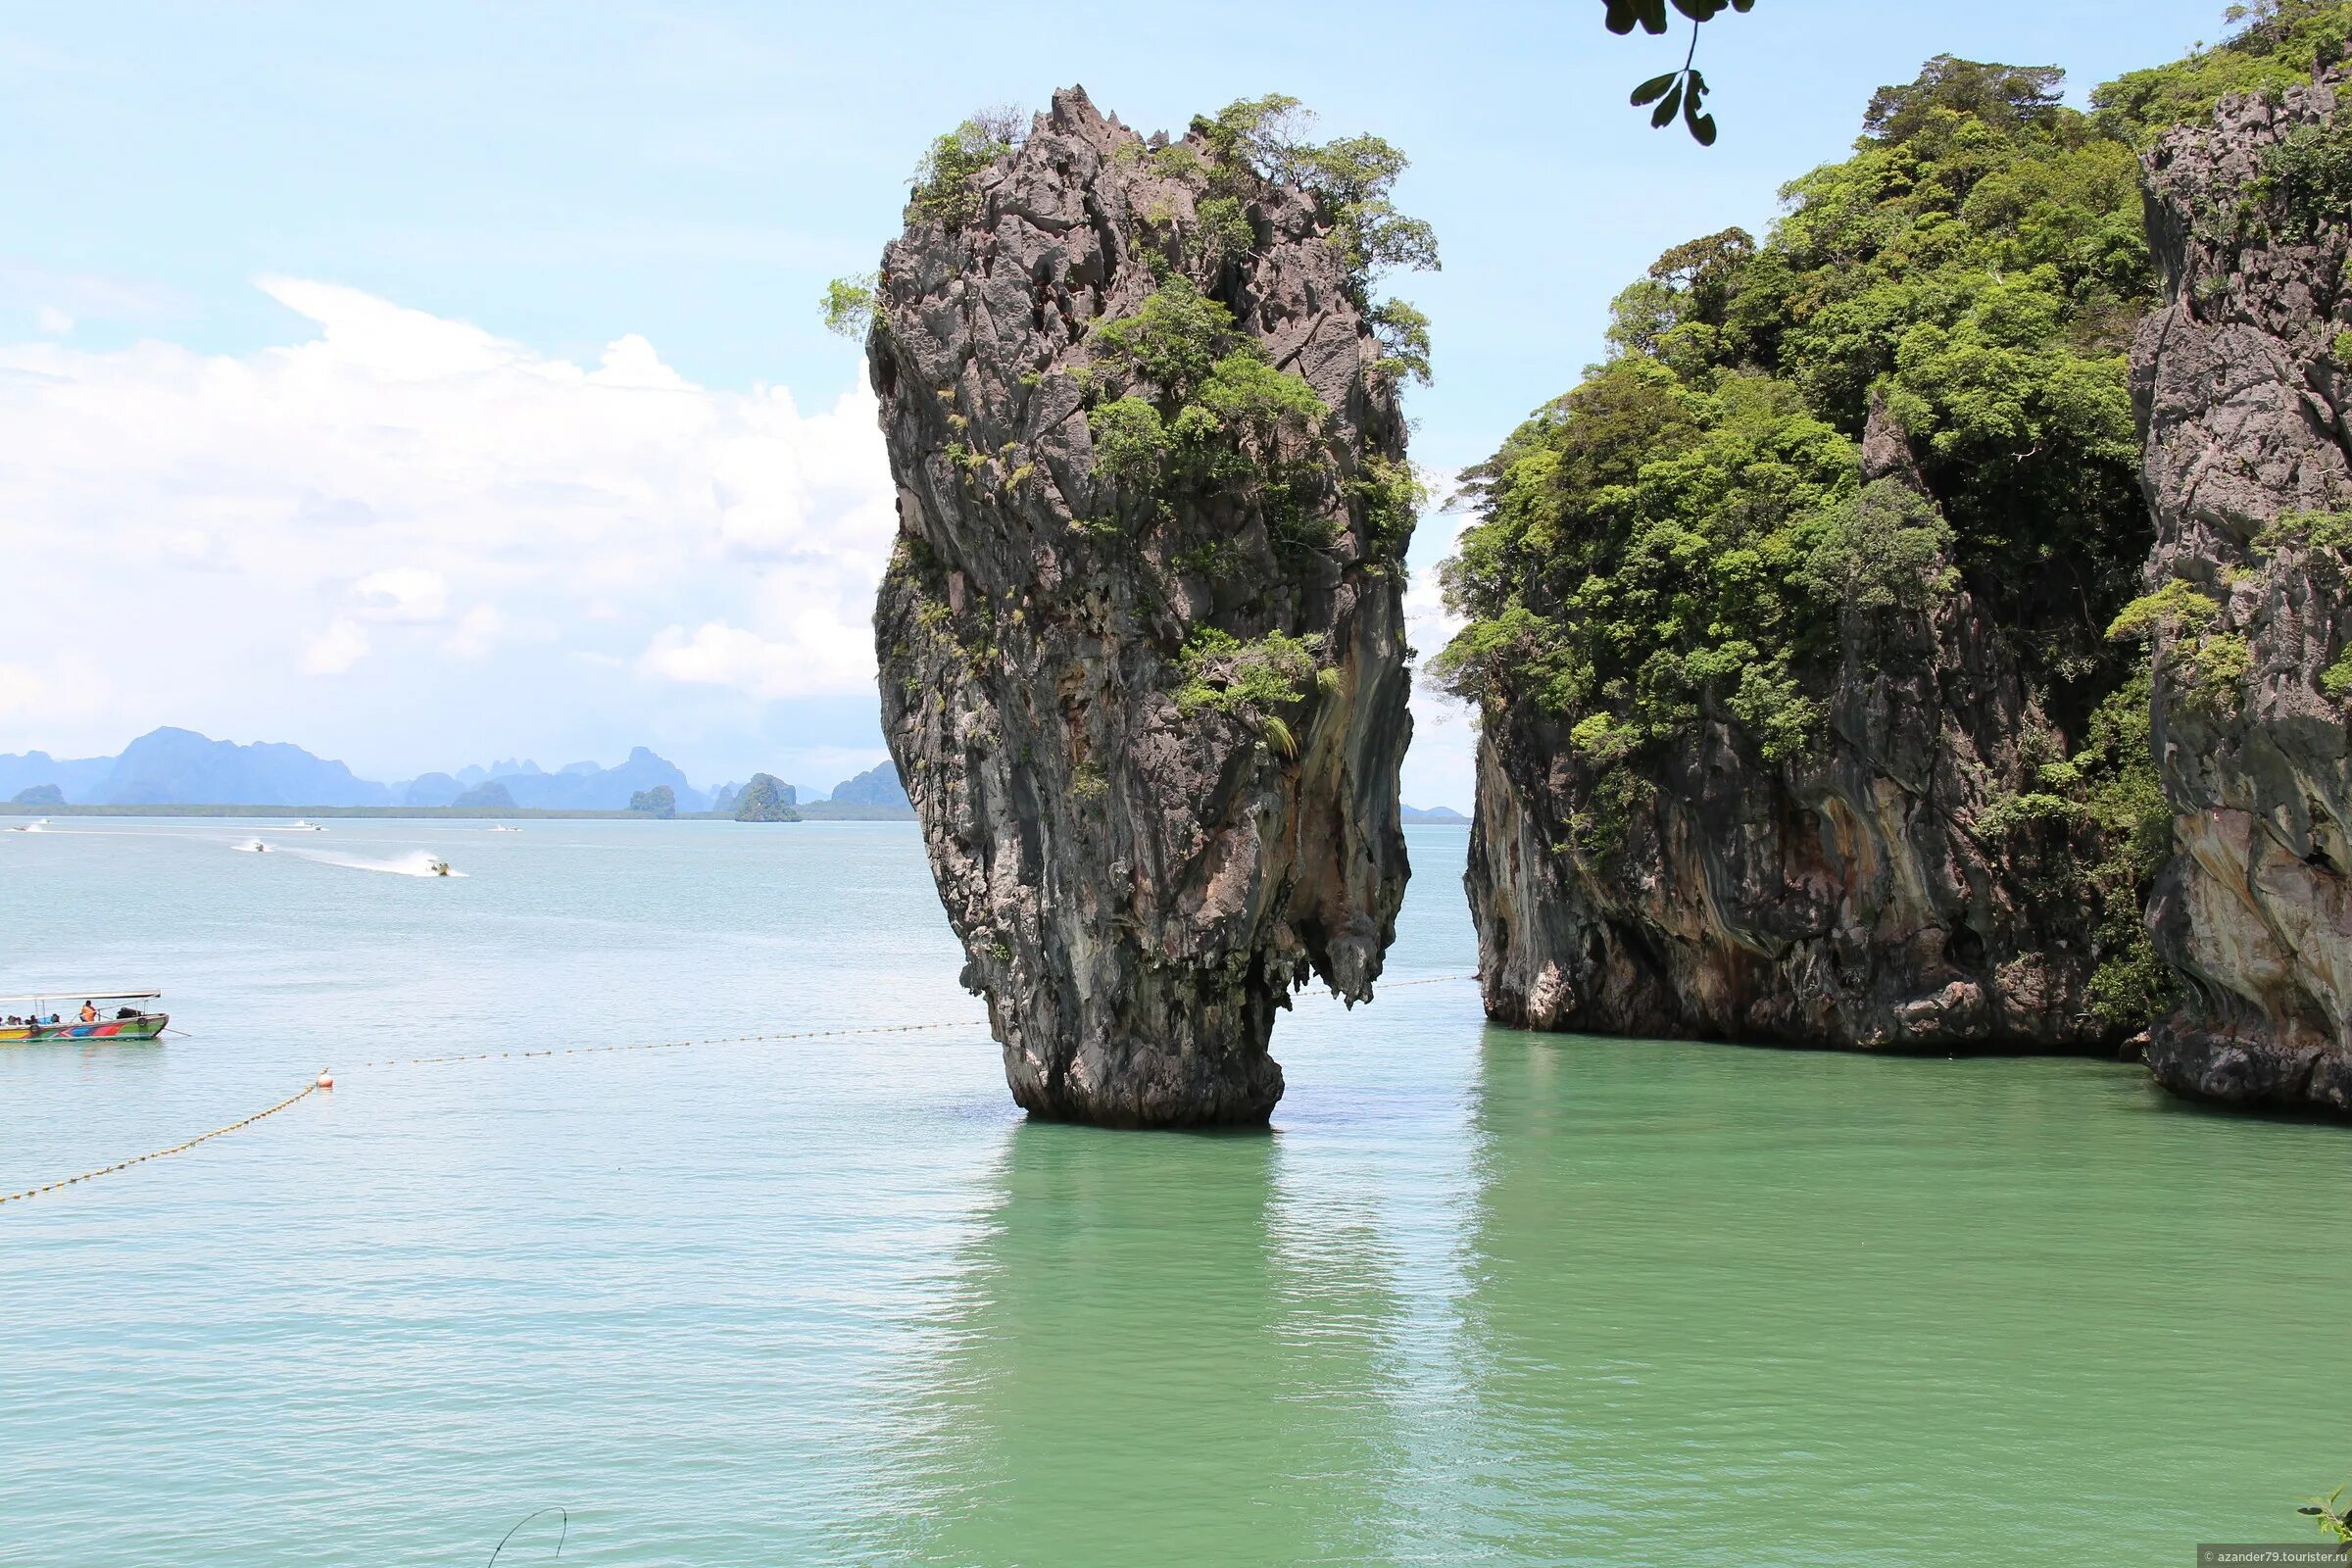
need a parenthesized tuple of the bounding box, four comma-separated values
(1462, 399, 2125, 1052)
(865, 88, 1417, 1126)
(2132, 75, 2352, 1114)
(733, 774, 801, 822)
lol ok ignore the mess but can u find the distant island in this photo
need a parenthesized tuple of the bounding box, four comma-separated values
(1400, 806, 1468, 824)
(0, 727, 915, 820)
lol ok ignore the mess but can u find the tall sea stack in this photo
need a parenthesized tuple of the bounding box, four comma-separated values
(2132, 74, 2352, 1114)
(866, 88, 1418, 1126)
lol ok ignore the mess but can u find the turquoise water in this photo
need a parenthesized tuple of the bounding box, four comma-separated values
(2, 818, 2345, 1565)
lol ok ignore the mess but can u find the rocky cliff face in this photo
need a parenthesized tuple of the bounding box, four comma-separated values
(1466, 405, 2125, 1052)
(867, 88, 1414, 1126)
(2132, 76, 2352, 1114)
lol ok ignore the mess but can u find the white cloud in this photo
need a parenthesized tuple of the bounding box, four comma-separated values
(443, 605, 507, 659)
(638, 612, 871, 701)
(0, 276, 896, 766)
(0, 662, 45, 715)
(34, 306, 72, 336)
(349, 566, 452, 623)
(303, 619, 370, 675)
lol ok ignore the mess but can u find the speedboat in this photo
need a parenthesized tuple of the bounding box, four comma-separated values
(0, 991, 169, 1043)
(427, 858, 453, 876)
(283, 820, 326, 832)
(7, 818, 47, 832)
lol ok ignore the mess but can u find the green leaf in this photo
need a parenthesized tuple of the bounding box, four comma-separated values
(1688, 111, 1718, 146)
(1651, 78, 1685, 128)
(1618, 0, 1674, 33)
(1631, 72, 1678, 106)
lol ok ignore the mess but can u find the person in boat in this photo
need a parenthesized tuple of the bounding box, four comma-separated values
(79, 1001, 96, 1023)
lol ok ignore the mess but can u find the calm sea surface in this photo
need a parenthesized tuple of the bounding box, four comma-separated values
(1, 818, 2344, 1565)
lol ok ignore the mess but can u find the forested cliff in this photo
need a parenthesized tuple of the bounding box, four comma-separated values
(1440, 3, 2352, 1094)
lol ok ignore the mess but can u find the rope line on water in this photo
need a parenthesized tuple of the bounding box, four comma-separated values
(1, 975, 1483, 1210)
(350, 1018, 979, 1070)
(0, 1081, 320, 1207)
(349, 974, 1479, 1072)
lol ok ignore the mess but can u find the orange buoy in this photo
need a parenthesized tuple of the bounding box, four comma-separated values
(316, 1070, 335, 1090)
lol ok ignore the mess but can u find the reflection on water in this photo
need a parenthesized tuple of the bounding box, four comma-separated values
(845, 1122, 1428, 1565)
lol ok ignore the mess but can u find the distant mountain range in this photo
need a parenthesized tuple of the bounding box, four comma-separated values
(0, 727, 909, 813)
(0, 729, 1459, 817)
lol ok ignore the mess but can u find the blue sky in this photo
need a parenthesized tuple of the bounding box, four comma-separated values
(0, 0, 2236, 803)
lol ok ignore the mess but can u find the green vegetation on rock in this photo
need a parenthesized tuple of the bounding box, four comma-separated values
(907, 108, 1022, 226)
(1437, 50, 2161, 744)
(821, 273, 876, 339)
(2092, 0, 2352, 143)
(1179, 94, 1439, 297)
(1172, 627, 1333, 758)
(1082, 276, 1334, 547)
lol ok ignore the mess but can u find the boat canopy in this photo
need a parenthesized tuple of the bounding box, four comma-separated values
(0, 991, 162, 1005)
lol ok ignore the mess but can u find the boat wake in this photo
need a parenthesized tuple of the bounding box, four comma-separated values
(285, 848, 465, 878)
(8, 819, 48, 833)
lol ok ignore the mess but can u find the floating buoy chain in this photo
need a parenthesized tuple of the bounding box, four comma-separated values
(0, 1081, 319, 1207)
(348, 1017, 980, 1071)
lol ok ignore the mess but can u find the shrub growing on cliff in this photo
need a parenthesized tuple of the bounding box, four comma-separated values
(820, 272, 876, 339)
(1174, 628, 1328, 756)
(1181, 94, 1439, 363)
(1082, 277, 1334, 545)
(2260, 113, 2352, 233)
(908, 108, 1024, 226)
(2107, 577, 2252, 711)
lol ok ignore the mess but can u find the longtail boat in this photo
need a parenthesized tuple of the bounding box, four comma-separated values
(0, 992, 169, 1043)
